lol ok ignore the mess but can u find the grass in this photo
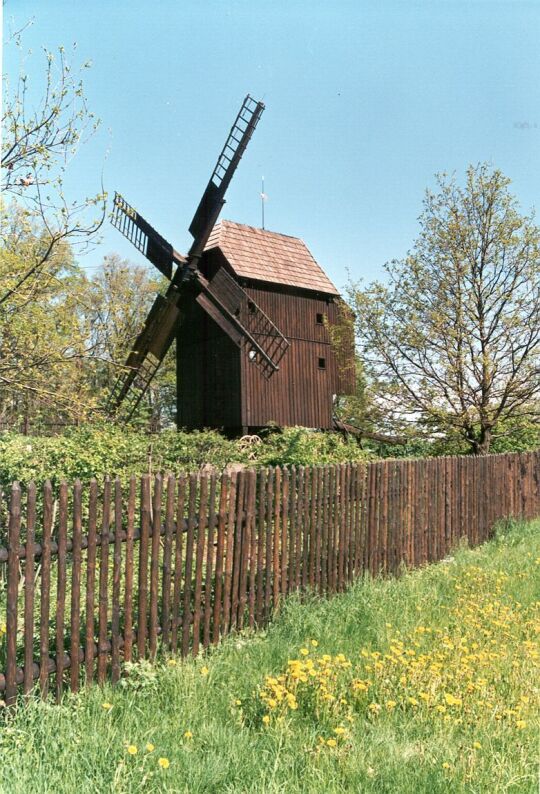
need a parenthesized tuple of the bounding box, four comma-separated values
(1, 519, 539, 793)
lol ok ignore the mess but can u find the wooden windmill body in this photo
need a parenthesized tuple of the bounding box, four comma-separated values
(110, 96, 355, 433)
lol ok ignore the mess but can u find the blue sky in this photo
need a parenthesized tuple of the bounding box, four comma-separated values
(3, 1, 540, 291)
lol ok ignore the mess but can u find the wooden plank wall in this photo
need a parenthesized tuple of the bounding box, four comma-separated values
(243, 287, 347, 429)
(1, 450, 539, 703)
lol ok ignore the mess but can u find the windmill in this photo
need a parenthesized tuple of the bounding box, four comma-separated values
(108, 95, 289, 422)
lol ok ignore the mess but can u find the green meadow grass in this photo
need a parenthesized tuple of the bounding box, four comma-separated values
(1, 519, 539, 793)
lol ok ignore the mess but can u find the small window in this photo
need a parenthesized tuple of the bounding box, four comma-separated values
(318, 357, 326, 370)
(316, 312, 324, 325)
(248, 349, 257, 361)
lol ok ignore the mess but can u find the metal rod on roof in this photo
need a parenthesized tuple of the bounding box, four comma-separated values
(261, 176, 267, 230)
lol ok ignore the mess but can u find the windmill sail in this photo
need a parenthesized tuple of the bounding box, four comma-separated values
(197, 267, 289, 378)
(187, 95, 264, 251)
(111, 193, 185, 279)
(107, 293, 180, 418)
(107, 94, 289, 421)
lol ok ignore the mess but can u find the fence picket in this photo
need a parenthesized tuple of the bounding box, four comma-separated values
(171, 475, 186, 653)
(149, 475, 162, 661)
(97, 478, 111, 686)
(6, 483, 21, 705)
(182, 473, 198, 656)
(70, 480, 83, 692)
(111, 478, 124, 682)
(55, 482, 68, 701)
(123, 477, 136, 664)
(192, 474, 208, 655)
(23, 482, 36, 696)
(161, 474, 176, 650)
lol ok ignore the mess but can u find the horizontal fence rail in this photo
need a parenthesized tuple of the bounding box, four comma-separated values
(1, 451, 539, 704)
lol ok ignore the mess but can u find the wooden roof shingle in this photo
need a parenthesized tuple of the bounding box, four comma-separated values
(204, 220, 339, 295)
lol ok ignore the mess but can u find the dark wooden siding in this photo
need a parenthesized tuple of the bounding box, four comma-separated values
(176, 297, 241, 431)
(242, 337, 334, 428)
(241, 286, 355, 428)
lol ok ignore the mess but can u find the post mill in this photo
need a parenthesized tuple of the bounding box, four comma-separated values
(109, 95, 355, 434)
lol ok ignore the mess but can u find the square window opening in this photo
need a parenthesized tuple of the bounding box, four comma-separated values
(318, 357, 326, 370)
(316, 312, 324, 325)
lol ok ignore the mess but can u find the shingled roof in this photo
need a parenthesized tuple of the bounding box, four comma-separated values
(204, 220, 339, 295)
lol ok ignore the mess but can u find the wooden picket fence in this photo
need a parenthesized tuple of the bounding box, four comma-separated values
(1, 450, 539, 704)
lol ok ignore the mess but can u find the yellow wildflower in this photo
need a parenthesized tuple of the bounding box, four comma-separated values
(311, 639, 319, 647)
(472, 742, 481, 750)
(262, 715, 270, 725)
(158, 757, 170, 769)
(126, 745, 138, 755)
(184, 730, 193, 740)
(200, 666, 209, 677)
(326, 738, 337, 747)
(300, 648, 309, 656)
(146, 743, 155, 752)
(102, 702, 113, 710)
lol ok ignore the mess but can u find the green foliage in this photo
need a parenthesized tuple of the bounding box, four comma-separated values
(258, 426, 368, 467)
(0, 424, 370, 490)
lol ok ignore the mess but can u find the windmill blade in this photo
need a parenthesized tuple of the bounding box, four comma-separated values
(195, 268, 289, 379)
(111, 192, 185, 279)
(187, 95, 265, 254)
(107, 293, 180, 419)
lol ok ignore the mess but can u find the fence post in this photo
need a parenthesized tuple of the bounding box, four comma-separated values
(23, 482, 36, 696)
(5, 483, 21, 706)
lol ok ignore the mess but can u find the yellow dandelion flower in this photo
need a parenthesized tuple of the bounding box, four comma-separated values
(311, 639, 319, 647)
(516, 720, 527, 729)
(472, 742, 481, 750)
(386, 700, 397, 710)
(326, 738, 337, 747)
(442, 762, 450, 770)
(102, 702, 113, 710)
(235, 699, 242, 706)
(146, 743, 155, 752)
(300, 648, 309, 656)
(334, 726, 346, 735)
(262, 715, 270, 725)
(126, 745, 138, 755)
(200, 666, 209, 677)
(167, 659, 177, 666)
(158, 757, 170, 769)
(184, 730, 193, 740)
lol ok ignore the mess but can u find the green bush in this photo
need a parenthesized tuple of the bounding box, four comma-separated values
(0, 423, 370, 492)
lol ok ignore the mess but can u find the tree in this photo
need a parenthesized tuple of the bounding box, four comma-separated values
(351, 164, 540, 455)
(83, 254, 177, 430)
(0, 26, 106, 424)
(0, 204, 94, 429)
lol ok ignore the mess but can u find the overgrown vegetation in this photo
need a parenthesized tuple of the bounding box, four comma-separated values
(1, 519, 538, 792)
(0, 424, 370, 491)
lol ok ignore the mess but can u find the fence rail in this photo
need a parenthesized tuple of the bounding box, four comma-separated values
(1, 451, 539, 704)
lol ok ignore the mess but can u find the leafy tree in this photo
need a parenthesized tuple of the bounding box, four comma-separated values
(83, 254, 177, 429)
(0, 27, 107, 425)
(0, 204, 95, 429)
(351, 164, 540, 454)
